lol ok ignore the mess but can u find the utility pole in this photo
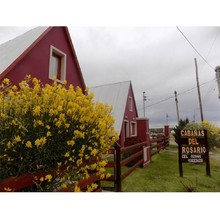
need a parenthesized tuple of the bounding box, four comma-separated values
(194, 58, 204, 122)
(166, 113, 169, 125)
(174, 90, 180, 124)
(143, 91, 147, 117)
(215, 65, 220, 98)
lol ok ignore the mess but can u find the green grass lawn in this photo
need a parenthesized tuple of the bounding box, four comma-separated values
(103, 145, 220, 192)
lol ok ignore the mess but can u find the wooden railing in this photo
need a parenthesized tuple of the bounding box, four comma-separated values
(150, 134, 169, 157)
(103, 141, 147, 192)
(0, 170, 102, 192)
(0, 134, 170, 192)
(103, 134, 169, 192)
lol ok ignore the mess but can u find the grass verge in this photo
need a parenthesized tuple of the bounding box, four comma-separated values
(102, 145, 220, 192)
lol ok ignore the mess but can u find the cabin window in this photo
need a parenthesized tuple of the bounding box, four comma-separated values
(124, 120, 129, 140)
(49, 46, 66, 83)
(129, 96, 133, 112)
(130, 121, 137, 136)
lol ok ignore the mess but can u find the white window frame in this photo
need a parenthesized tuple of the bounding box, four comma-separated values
(124, 120, 129, 140)
(130, 121, 137, 136)
(49, 45, 67, 83)
(128, 96, 133, 112)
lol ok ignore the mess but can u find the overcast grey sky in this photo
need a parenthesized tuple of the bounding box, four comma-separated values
(0, 26, 220, 128)
(1, 0, 220, 216)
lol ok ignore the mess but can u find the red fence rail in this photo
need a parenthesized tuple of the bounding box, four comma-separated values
(0, 170, 101, 192)
(150, 134, 169, 156)
(103, 134, 169, 192)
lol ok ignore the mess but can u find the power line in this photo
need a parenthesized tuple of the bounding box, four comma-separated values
(176, 26, 214, 70)
(142, 78, 215, 109)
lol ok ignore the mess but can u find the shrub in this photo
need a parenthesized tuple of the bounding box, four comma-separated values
(173, 118, 189, 144)
(0, 76, 118, 191)
(184, 120, 220, 149)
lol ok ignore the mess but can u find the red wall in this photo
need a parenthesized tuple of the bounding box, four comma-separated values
(119, 85, 138, 147)
(1, 27, 85, 90)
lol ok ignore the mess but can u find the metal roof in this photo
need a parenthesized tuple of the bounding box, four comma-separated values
(89, 81, 131, 134)
(0, 26, 49, 74)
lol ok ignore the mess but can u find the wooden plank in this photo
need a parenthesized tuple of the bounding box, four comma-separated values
(115, 143, 121, 192)
(121, 159, 143, 181)
(108, 148, 115, 154)
(58, 173, 100, 192)
(120, 150, 143, 167)
(95, 187, 102, 192)
(120, 141, 148, 153)
(0, 170, 60, 192)
(102, 175, 115, 182)
(107, 161, 115, 168)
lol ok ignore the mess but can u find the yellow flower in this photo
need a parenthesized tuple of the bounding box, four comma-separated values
(40, 177, 44, 182)
(76, 158, 82, 166)
(35, 139, 41, 147)
(34, 137, 46, 147)
(14, 135, 21, 142)
(46, 131, 52, 137)
(40, 137, 47, 146)
(25, 141, 32, 148)
(65, 123, 70, 128)
(91, 149, 98, 156)
(64, 152, 70, 157)
(90, 163, 97, 170)
(12, 85, 17, 91)
(74, 185, 81, 192)
(100, 174, 105, 179)
(55, 120, 62, 128)
(26, 74, 31, 80)
(87, 183, 98, 192)
(7, 141, 12, 148)
(45, 174, 53, 182)
(4, 187, 12, 192)
(73, 130, 85, 139)
(98, 159, 108, 167)
(46, 125, 51, 130)
(3, 78, 10, 85)
(61, 183, 67, 189)
(67, 140, 75, 146)
(106, 173, 112, 178)
(99, 167, 106, 174)
(57, 105, 63, 112)
(33, 106, 41, 116)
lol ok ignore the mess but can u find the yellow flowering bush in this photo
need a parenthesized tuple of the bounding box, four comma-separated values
(0, 76, 118, 191)
(184, 120, 220, 149)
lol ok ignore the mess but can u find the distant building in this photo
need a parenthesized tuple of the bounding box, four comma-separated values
(0, 26, 86, 90)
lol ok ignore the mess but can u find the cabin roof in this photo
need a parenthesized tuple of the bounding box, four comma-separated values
(90, 81, 132, 133)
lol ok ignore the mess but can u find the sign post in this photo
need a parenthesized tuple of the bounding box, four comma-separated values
(178, 129, 210, 177)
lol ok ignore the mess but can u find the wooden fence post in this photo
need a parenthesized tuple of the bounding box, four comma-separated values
(136, 118, 151, 167)
(164, 125, 170, 146)
(115, 142, 121, 192)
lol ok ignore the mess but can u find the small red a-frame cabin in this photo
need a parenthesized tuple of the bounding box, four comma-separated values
(0, 26, 86, 90)
(90, 81, 149, 147)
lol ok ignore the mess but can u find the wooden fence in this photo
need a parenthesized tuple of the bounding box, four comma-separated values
(103, 134, 169, 192)
(150, 134, 169, 156)
(0, 170, 102, 192)
(0, 134, 169, 192)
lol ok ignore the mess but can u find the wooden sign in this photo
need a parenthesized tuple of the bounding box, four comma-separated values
(178, 129, 210, 177)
